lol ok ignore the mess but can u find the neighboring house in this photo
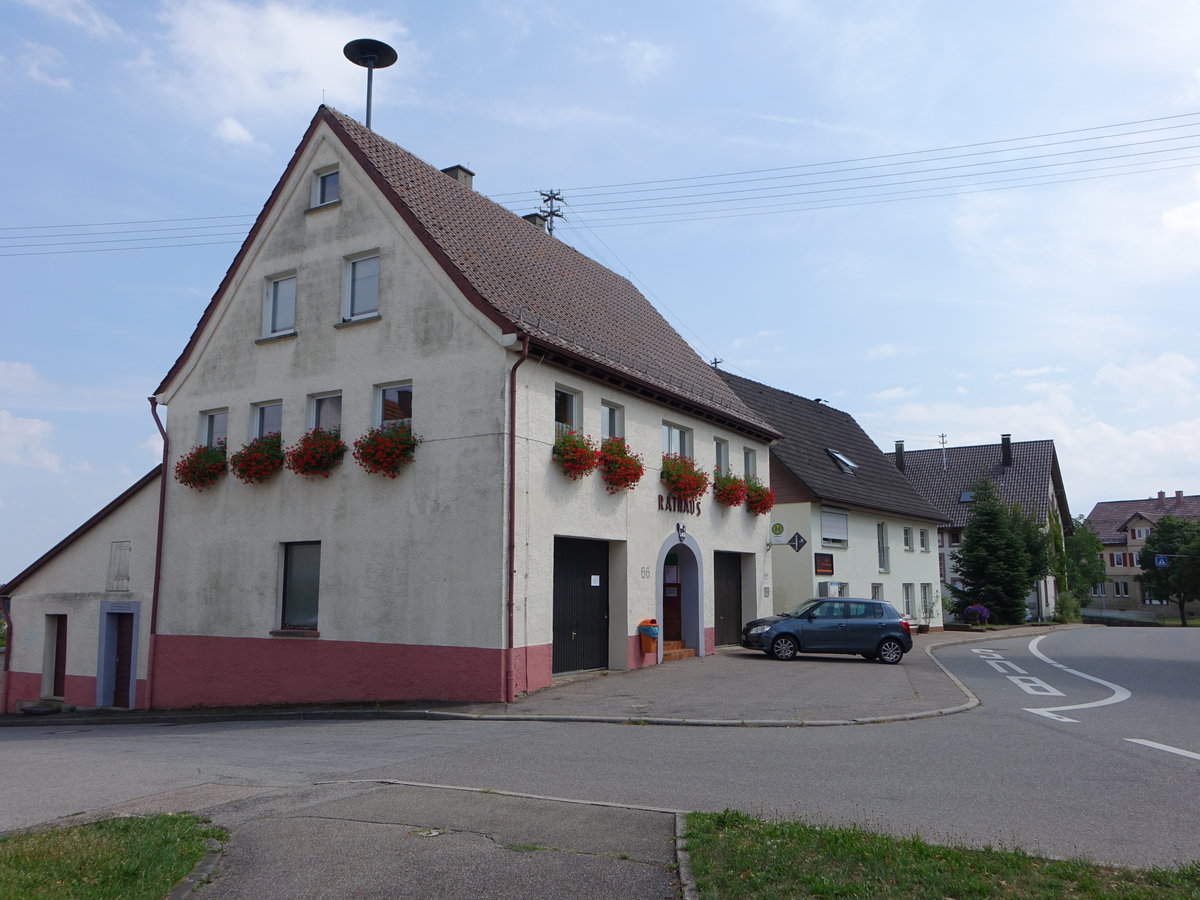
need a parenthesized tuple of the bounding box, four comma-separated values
(1085, 491, 1200, 611)
(1, 105, 780, 713)
(886, 435, 1070, 621)
(719, 373, 947, 629)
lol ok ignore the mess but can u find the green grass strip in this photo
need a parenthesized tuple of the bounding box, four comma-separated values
(685, 810, 1200, 899)
(0, 813, 226, 900)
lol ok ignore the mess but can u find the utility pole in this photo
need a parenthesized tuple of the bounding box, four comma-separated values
(539, 189, 564, 235)
(939, 433, 948, 471)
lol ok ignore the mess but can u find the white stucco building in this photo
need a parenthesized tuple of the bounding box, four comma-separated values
(1, 106, 780, 711)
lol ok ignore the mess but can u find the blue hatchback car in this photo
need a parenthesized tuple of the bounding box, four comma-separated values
(741, 597, 913, 664)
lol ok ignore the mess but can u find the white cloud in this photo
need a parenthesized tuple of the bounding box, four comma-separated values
(872, 386, 917, 400)
(0, 410, 62, 470)
(615, 37, 674, 83)
(1008, 366, 1066, 378)
(215, 115, 262, 147)
(867, 343, 900, 359)
(1094, 352, 1198, 408)
(21, 41, 72, 88)
(144, 1, 416, 143)
(732, 329, 781, 350)
(18, 0, 123, 38)
(139, 432, 164, 458)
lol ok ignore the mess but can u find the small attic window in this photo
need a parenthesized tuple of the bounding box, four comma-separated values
(827, 449, 859, 475)
(960, 491, 976, 503)
(314, 167, 340, 206)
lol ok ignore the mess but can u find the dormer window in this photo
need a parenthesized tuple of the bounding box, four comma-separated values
(827, 449, 858, 475)
(314, 167, 340, 206)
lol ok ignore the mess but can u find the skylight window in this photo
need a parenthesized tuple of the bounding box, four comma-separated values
(827, 449, 859, 475)
(960, 491, 976, 503)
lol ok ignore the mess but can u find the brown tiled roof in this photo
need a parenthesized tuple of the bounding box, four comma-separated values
(719, 372, 946, 522)
(884, 439, 1070, 529)
(157, 106, 776, 441)
(1085, 493, 1200, 545)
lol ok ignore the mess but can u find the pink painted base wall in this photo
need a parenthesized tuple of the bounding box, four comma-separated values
(151, 635, 517, 707)
(3, 672, 149, 712)
(704, 627, 716, 655)
(625, 635, 659, 669)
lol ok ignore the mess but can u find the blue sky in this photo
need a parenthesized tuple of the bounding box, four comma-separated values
(3, 0, 1200, 581)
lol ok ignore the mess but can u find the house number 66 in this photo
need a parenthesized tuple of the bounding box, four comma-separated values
(640, 567, 653, 579)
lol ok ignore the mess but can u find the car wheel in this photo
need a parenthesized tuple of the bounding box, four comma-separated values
(770, 634, 799, 661)
(877, 638, 904, 664)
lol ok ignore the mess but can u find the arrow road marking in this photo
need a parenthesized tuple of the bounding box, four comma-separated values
(1124, 739, 1200, 762)
(1022, 635, 1131, 722)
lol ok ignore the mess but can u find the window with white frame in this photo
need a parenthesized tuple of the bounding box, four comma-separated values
(743, 447, 757, 478)
(379, 383, 413, 429)
(1091, 583, 1107, 597)
(920, 583, 933, 616)
(919, 528, 930, 551)
(662, 421, 692, 456)
(601, 401, 624, 441)
(1113, 581, 1130, 597)
(902, 583, 914, 617)
(203, 410, 228, 447)
(949, 530, 962, 547)
(903, 527, 914, 551)
(264, 274, 296, 337)
(821, 510, 849, 547)
(877, 522, 890, 571)
(555, 387, 580, 436)
(313, 167, 340, 206)
(255, 401, 282, 437)
(311, 393, 342, 432)
(281, 542, 321, 631)
(713, 437, 729, 473)
(343, 253, 379, 320)
(871, 583, 883, 601)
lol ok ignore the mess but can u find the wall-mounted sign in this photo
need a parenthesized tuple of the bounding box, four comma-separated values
(814, 553, 834, 575)
(658, 495, 702, 515)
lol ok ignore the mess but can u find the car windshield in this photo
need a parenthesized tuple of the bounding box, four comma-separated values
(783, 600, 821, 618)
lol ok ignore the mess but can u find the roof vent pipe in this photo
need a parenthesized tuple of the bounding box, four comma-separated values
(894, 440, 905, 472)
(1001, 434, 1012, 467)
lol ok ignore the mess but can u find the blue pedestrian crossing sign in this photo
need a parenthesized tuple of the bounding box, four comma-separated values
(1156, 555, 1170, 568)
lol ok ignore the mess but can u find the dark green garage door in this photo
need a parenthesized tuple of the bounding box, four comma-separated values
(714, 551, 743, 646)
(553, 537, 609, 673)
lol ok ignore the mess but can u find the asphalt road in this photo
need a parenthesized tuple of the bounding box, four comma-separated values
(1, 626, 1197, 893)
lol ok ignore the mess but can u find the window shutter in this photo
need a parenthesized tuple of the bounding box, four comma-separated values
(107, 541, 131, 592)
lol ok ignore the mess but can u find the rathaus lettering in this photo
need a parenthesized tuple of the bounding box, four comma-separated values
(658, 495, 702, 516)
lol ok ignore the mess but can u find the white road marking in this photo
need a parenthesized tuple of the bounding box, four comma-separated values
(985, 659, 1028, 675)
(1007, 675, 1064, 696)
(1022, 635, 1132, 721)
(1124, 739, 1200, 762)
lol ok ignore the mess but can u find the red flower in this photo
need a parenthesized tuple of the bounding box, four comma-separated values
(598, 437, 644, 494)
(553, 431, 599, 480)
(353, 425, 422, 478)
(745, 475, 775, 516)
(285, 428, 347, 478)
(712, 470, 747, 507)
(660, 454, 709, 502)
(229, 433, 284, 484)
(174, 442, 226, 490)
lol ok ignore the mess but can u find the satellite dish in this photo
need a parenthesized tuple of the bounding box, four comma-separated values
(342, 39, 397, 129)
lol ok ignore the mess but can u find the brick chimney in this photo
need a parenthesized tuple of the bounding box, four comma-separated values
(440, 164, 475, 189)
(1176, 490, 1185, 501)
(894, 440, 905, 472)
(1001, 434, 1012, 467)
(1157, 490, 1166, 505)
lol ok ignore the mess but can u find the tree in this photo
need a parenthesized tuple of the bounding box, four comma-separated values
(1137, 516, 1200, 626)
(1054, 516, 1107, 621)
(948, 477, 1050, 624)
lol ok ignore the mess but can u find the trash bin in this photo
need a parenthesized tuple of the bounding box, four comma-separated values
(637, 618, 660, 654)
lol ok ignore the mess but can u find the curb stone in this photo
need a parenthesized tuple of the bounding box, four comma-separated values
(167, 837, 224, 899)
